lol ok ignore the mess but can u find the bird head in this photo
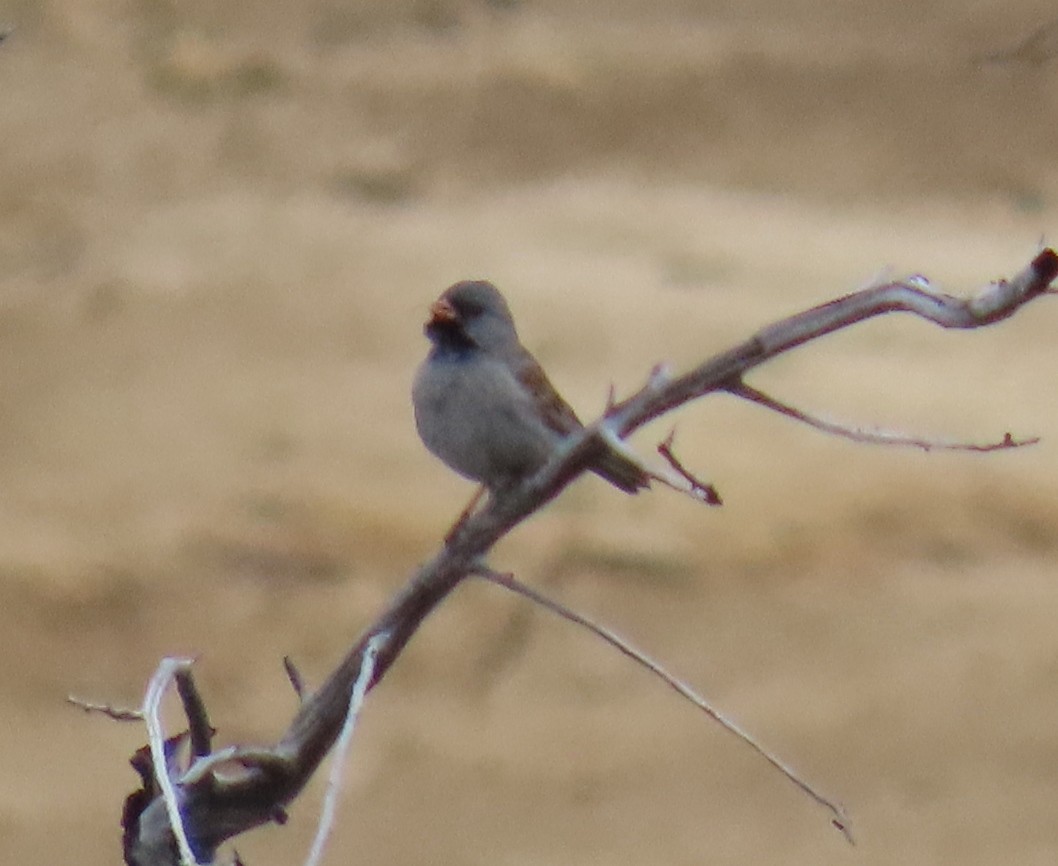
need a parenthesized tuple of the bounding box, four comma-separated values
(424, 280, 519, 354)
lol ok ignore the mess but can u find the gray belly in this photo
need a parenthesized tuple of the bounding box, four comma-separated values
(413, 354, 555, 489)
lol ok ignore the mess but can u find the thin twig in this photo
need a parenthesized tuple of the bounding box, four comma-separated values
(175, 668, 214, 760)
(729, 381, 1039, 452)
(284, 656, 309, 703)
(474, 567, 853, 843)
(67, 695, 144, 722)
(304, 630, 388, 866)
(144, 657, 200, 866)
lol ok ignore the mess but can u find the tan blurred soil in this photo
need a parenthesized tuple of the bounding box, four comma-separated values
(3, 1, 1058, 863)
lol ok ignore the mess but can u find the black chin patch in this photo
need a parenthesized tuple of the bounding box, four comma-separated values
(425, 318, 476, 352)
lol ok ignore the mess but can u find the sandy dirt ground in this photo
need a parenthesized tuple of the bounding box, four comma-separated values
(3, 1, 1058, 863)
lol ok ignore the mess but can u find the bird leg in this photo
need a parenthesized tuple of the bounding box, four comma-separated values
(445, 485, 487, 543)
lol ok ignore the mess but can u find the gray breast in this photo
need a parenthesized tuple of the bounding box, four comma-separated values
(413, 352, 556, 489)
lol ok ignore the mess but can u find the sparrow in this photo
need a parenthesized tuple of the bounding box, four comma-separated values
(412, 280, 650, 495)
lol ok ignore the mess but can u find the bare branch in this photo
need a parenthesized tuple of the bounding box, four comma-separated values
(729, 381, 1039, 452)
(475, 566, 852, 840)
(604, 251, 1058, 439)
(114, 250, 1057, 865)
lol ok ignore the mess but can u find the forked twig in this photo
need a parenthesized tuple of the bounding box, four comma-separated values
(657, 428, 723, 504)
(474, 566, 852, 843)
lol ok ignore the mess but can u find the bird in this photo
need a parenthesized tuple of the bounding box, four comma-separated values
(412, 280, 651, 496)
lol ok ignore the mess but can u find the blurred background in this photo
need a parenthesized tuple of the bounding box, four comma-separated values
(3, 1, 1058, 863)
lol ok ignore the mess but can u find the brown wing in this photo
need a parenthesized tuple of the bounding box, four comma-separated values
(512, 351, 650, 494)
(511, 353, 585, 436)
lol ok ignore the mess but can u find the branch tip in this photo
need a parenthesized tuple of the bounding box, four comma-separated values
(283, 656, 308, 702)
(832, 815, 855, 845)
(1032, 247, 1058, 284)
(67, 695, 144, 722)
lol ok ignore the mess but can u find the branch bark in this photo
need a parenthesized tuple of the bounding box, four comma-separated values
(120, 249, 1058, 865)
